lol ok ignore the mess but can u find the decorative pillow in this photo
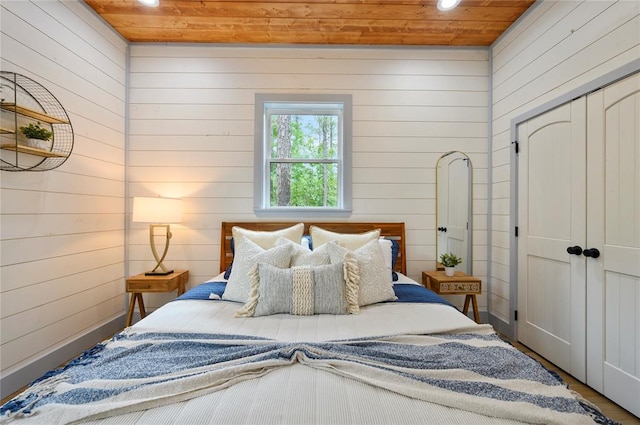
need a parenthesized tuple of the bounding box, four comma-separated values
(390, 239, 400, 269)
(309, 226, 381, 250)
(236, 262, 359, 317)
(232, 223, 304, 250)
(379, 238, 393, 271)
(224, 233, 312, 279)
(223, 264, 233, 279)
(378, 238, 400, 282)
(301, 235, 312, 250)
(222, 237, 293, 303)
(276, 237, 330, 267)
(327, 239, 396, 306)
(222, 237, 237, 279)
(390, 239, 400, 281)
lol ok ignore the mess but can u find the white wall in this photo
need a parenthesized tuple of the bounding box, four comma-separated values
(0, 1, 127, 397)
(127, 45, 490, 310)
(490, 0, 640, 330)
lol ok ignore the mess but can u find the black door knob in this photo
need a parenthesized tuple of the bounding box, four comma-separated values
(438, 227, 447, 232)
(583, 248, 600, 258)
(567, 246, 583, 255)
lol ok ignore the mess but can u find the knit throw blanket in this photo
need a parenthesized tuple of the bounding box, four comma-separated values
(0, 326, 615, 425)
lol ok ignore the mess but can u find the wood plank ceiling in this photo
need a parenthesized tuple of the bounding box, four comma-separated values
(84, 0, 536, 46)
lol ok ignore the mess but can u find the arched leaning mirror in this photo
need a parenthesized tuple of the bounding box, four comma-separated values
(436, 151, 472, 274)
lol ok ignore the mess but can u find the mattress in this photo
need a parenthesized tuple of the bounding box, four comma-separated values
(131, 275, 479, 343)
(1, 274, 613, 425)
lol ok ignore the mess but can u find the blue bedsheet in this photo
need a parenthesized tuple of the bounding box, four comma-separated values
(176, 282, 454, 308)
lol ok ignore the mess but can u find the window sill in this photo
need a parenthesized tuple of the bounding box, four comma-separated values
(254, 207, 352, 218)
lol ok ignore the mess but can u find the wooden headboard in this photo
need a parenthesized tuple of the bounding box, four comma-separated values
(220, 222, 406, 275)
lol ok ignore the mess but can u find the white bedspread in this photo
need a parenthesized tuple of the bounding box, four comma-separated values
(2, 276, 608, 425)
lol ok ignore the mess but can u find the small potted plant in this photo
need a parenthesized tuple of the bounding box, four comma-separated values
(440, 252, 462, 276)
(19, 122, 53, 150)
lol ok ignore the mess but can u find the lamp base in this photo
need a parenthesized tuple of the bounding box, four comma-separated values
(145, 270, 174, 276)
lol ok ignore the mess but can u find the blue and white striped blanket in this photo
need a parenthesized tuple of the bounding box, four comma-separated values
(0, 327, 614, 425)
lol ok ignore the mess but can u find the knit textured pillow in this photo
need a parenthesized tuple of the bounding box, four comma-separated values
(222, 237, 293, 303)
(327, 239, 396, 306)
(236, 261, 360, 317)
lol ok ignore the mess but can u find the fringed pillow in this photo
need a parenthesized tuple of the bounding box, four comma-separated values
(236, 261, 360, 317)
(327, 239, 396, 306)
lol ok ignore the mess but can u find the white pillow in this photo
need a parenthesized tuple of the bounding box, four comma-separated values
(222, 237, 293, 303)
(326, 239, 396, 306)
(276, 237, 331, 267)
(379, 238, 393, 272)
(309, 226, 381, 251)
(232, 223, 304, 250)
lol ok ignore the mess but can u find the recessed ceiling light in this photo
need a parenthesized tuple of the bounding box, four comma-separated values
(437, 0, 462, 11)
(138, 0, 159, 6)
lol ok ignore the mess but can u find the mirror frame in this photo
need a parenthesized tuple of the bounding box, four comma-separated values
(436, 151, 473, 274)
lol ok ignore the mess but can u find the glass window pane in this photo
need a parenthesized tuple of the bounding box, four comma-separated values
(270, 162, 338, 207)
(269, 114, 339, 160)
(254, 93, 352, 215)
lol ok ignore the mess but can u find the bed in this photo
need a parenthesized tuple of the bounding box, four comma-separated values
(0, 222, 617, 425)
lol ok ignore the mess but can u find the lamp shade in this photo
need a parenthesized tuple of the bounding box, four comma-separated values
(132, 197, 183, 223)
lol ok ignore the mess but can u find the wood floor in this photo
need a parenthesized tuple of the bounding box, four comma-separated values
(508, 338, 640, 425)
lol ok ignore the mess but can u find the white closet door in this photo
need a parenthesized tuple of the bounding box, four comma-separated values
(586, 73, 640, 416)
(517, 98, 587, 382)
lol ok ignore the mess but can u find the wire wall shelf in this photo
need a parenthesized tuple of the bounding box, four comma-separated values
(1, 71, 74, 171)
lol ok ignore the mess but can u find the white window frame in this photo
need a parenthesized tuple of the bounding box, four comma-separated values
(254, 93, 352, 217)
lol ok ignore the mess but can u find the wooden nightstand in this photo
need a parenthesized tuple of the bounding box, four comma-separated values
(125, 270, 189, 327)
(422, 270, 482, 323)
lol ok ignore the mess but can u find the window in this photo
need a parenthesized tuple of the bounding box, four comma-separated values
(254, 94, 352, 216)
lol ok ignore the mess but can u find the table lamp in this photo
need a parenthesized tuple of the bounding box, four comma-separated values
(132, 196, 183, 275)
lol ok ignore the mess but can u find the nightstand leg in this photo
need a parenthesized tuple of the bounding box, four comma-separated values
(471, 295, 479, 323)
(136, 293, 147, 319)
(178, 277, 186, 296)
(462, 295, 480, 323)
(463, 295, 471, 316)
(126, 293, 136, 327)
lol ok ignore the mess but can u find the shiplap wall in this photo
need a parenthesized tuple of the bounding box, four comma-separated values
(0, 1, 127, 397)
(127, 45, 490, 310)
(490, 0, 640, 329)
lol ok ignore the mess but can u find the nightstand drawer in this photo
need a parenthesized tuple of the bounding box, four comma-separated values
(126, 279, 175, 292)
(433, 281, 481, 294)
(125, 270, 188, 294)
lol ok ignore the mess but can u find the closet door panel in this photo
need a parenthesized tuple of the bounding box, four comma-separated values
(587, 73, 640, 417)
(604, 92, 640, 249)
(517, 98, 587, 382)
